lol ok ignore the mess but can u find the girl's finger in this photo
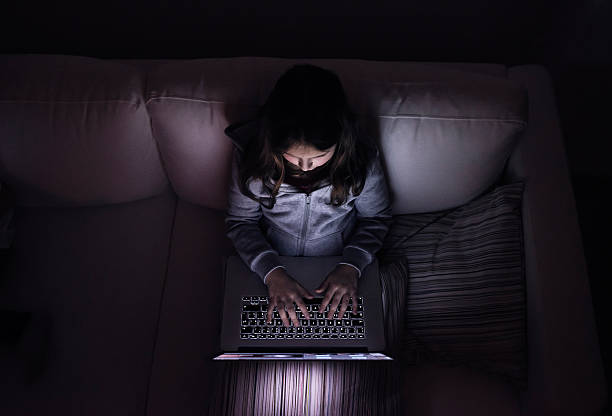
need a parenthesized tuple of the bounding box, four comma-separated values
(315, 280, 328, 294)
(327, 291, 344, 319)
(267, 301, 276, 324)
(338, 294, 350, 318)
(278, 303, 290, 327)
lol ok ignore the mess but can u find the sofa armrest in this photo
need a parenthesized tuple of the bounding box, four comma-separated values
(504, 64, 607, 415)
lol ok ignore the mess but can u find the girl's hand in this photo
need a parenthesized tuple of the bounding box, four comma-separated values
(315, 264, 359, 319)
(266, 268, 315, 327)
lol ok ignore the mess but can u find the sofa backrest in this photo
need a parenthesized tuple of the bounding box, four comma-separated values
(0, 55, 527, 213)
(146, 57, 527, 214)
(0, 54, 169, 207)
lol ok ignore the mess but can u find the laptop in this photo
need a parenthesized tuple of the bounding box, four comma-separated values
(213, 255, 393, 361)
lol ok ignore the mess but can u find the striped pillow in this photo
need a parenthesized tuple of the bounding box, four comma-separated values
(378, 182, 527, 390)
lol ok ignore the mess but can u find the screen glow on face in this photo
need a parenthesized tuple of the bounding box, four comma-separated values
(282, 144, 336, 171)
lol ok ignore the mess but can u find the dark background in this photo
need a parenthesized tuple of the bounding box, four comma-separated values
(3, 0, 610, 403)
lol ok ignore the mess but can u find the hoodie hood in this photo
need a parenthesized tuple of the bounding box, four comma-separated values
(224, 118, 261, 154)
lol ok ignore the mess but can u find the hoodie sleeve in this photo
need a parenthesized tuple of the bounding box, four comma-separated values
(337, 149, 393, 278)
(225, 149, 287, 284)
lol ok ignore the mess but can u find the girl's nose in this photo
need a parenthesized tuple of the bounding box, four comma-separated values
(300, 160, 314, 171)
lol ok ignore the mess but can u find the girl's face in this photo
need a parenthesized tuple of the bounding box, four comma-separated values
(282, 143, 337, 172)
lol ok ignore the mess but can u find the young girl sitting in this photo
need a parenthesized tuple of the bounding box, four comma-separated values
(224, 64, 392, 329)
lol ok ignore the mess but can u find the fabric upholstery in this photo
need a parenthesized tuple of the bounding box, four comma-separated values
(345, 76, 527, 213)
(0, 54, 168, 207)
(399, 359, 520, 415)
(145, 200, 234, 416)
(0, 189, 176, 415)
(505, 65, 608, 414)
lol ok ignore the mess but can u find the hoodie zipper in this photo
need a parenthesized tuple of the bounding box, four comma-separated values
(298, 193, 311, 255)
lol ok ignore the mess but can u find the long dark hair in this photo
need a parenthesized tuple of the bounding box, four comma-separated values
(238, 64, 377, 209)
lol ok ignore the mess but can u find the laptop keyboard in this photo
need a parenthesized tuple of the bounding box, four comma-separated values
(240, 296, 366, 340)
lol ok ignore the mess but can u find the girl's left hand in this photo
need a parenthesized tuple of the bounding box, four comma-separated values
(315, 264, 359, 319)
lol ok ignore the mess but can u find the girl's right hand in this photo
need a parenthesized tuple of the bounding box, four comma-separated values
(265, 268, 315, 327)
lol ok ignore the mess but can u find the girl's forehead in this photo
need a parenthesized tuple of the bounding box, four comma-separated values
(283, 143, 336, 158)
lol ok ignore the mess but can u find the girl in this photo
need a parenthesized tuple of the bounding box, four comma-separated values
(224, 64, 392, 329)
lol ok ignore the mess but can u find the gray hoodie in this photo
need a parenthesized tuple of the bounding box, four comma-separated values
(224, 118, 393, 284)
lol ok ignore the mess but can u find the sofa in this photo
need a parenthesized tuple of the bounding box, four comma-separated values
(0, 54, 607, 415)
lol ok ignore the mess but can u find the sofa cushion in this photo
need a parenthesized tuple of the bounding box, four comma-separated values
(400, 359, 520, 415)
(0, 54, 168, 207)
(0, 189, 176, 415)
(145, 200, 234, 416)
(145, 57, 525, 212)
(343, 75, 527, 214)
(379, 182, 527, 390)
